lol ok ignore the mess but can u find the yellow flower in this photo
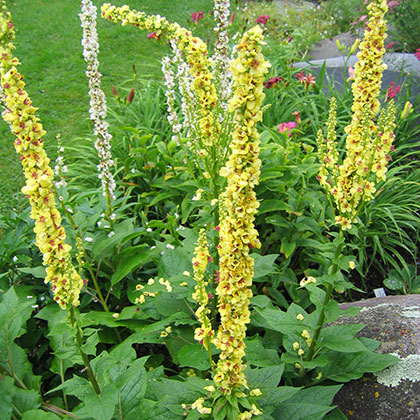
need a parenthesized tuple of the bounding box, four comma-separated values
(349, 261, 356, 270)
(302, 329, 311, 339)
(296, 313, 304, 321)
(0, 7, 83, 309)
(250, 388, 262, 397)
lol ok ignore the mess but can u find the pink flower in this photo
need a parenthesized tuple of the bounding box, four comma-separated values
(385, 41, 395, 49)
(415, 48, 420, 61)
(229, 12, 235, 25)
(346, 66, 355, 82)
(278, 121, 297, 137)
(191, 11, 204, 23)
(255, 15, 269, 25)
(387, 0, 400, 11)
(387, 82, 401, 101)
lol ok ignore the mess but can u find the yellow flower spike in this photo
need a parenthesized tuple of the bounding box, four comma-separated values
(213, 25, 270, 395)
(0, 6, 83, 309)
(191, 229, 214, 351)
(317, 0, 396, 229)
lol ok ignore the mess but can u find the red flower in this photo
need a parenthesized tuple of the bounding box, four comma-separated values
(387, 82, 401, 100)
(191, 11, 204, 23)
(415, 48, 420, 61)
(255, 15, 269, 25)
(295, 71, 305, 82)
(385, 41, 394, 49)
(263, 76, 284, 89)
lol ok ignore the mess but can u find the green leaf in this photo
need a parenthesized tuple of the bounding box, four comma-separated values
(254, 307, 310, 335)
(320, 334, 369, 353)
(21, 410, 61, 420)
(324, 407, 348, 420)
(116, 358, 148, 420)
(273, 385, 342, 420)
(178, 344, 211, 370)
(383, 274, 405, 291)
(73, 384, 118, 420)
(13, 388, 40, 413)
(321, 351, 399, 382)
(252, 254, 279, 279)
(0, 376, 14, 419)
(259, 199, 295, 214)
(281, 239, 296, 259)
(158, 247, 192, 278)
(16, 266, 46, 279)
(244, 336, 282, 367)
(111, 247, 149, 285)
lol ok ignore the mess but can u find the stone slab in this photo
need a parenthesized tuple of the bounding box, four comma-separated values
(333, 295, 420, 419)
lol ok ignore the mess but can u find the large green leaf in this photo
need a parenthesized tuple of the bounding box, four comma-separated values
(74, 384, 118, 420)
(0, 288, 40, 390)
(272, 385, 342, 420)
(115, 358, 148, 420)
(158, 247, 192, 278)
(13, 388, 40, 413)
(178, 343, 211, 370)
(321, 350, 399, 382)
(111, 246, 150, 285)
(252, 253, 279, 279)
(244, 336, 282, 367)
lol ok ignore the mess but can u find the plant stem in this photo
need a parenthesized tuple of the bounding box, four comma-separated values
(305, 283, 333, 361)
(68, 306, 101, 395)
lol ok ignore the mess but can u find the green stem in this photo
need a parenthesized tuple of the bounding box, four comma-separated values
(59, 359, 69, 411)
(57, 198, 110, 313)
(68, 306, 101, 395)
(305, 283, 333, 362)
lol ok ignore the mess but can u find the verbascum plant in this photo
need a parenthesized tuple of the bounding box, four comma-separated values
(0, 5, 83, 308)
(80, 0, 116, 227)
(317, 0, 396, 230)
(214, 26, 270, 394)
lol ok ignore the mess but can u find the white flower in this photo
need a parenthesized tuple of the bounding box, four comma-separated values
(84, 236, 93, 243)
(166, 244, 175, 249)
(12, 256, 18, 263)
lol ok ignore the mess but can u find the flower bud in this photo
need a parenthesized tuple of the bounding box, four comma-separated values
(400, 101, 413, 120)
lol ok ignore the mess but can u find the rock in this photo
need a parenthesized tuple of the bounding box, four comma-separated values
(333, 295, 420, 420)
(307, 31, 358, 60)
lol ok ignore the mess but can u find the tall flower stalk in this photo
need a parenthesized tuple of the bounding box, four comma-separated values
(317, 0, 396, 230)
(0, 5, 83, 310)
(80, 0, 116, 229)
(213, 26, 270, 394)
(0, 3, 101, 394)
